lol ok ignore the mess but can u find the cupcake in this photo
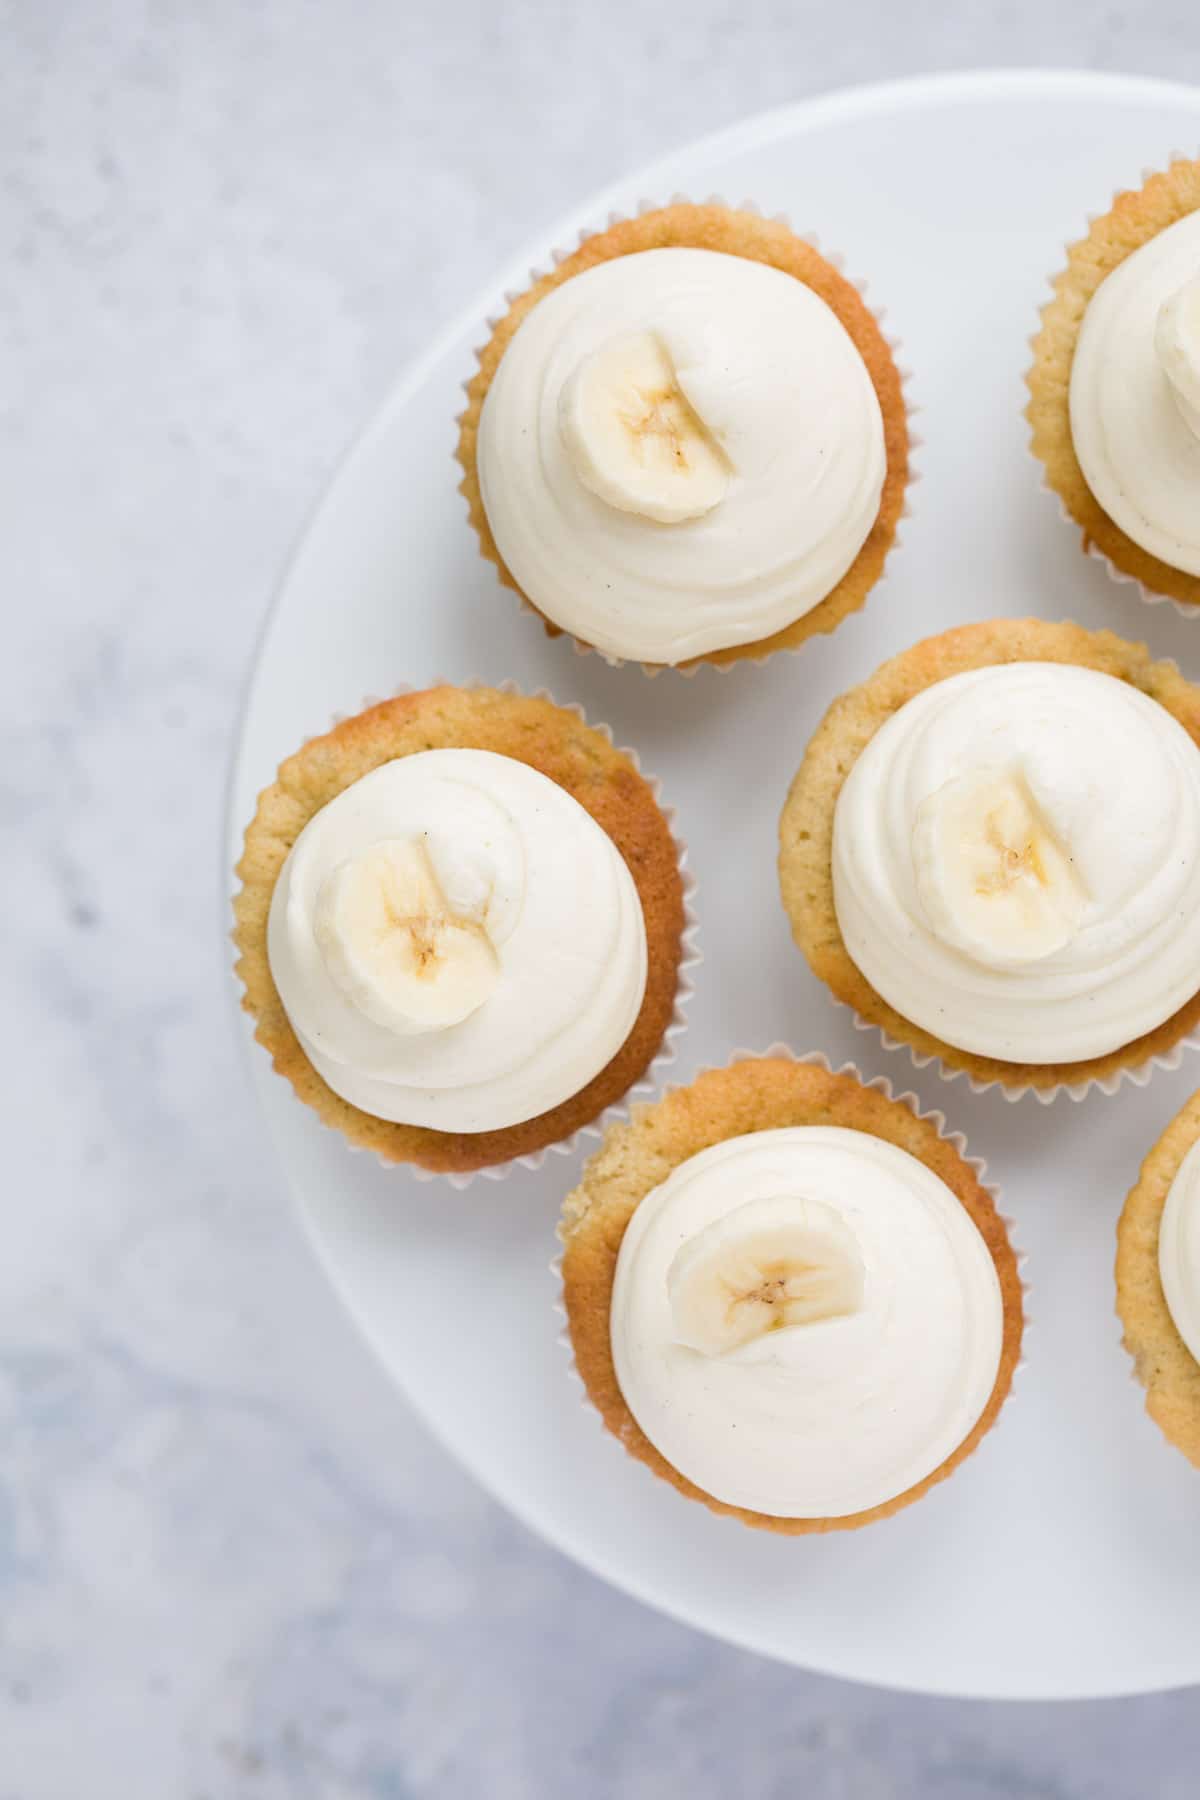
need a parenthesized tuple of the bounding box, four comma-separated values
(233, 686, 690, 1176)
(457, 203, 909, 670)
(779, 620, 1200, 1097)
(1118, 1090, 1200, 1466)
(1027, 158, 1200, 606)
(560, 1056, 1022, 1533)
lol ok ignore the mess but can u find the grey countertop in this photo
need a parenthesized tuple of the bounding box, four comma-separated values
(7, 3, 1200, 1794)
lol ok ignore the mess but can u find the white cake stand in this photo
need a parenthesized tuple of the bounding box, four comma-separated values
(227, 71, 1200, 1699)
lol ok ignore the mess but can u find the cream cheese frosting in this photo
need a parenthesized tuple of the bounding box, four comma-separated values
(1069, 209, 1200, 576)
(268, 748, 647, 1132)
(832, 662, 1200, 1064)
(609, 1126, 1003, 1518)
(1159, 1137, 1200, 1365)
(476, 247, 887, 664)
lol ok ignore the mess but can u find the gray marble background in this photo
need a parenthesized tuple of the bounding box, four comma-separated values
(7, 2, 1200, 1795)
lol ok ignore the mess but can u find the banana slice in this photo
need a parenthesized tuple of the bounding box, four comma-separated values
(667, 1195, 865, 1357)
(558, 330, 731, 524)
(313, 836, 499, 1033)
(1156, 273, 1200, 437)
(913, 768, 1088, 966)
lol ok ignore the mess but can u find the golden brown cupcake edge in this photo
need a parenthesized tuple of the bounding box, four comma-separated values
(232, 686, 686, 1173)
(456, 203, 910, 669)
(1117, 1089, 1200, 1467)
(560, 1057, 1023, 1534)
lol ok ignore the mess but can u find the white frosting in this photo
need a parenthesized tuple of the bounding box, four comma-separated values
(832, 662, 1200, 1064)
(1070, 209, 1200, 576)
(477, 247, 887, 664)
(610, 1127, 1003, 1518)
(268, 749, 648, 1131)
(1159, 1138, 1200, 1364)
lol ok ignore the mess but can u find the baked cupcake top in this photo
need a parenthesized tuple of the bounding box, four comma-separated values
(476, 246, 886, 664)
(832, 658, 1200, 1064)
(1159, 1140, 1200, 1365)
(268, 746, 647, 1132)
(609, 1124, 1003, 1519)
(1069, 209, 1200, 576)
(1117, 1087, 1200, 1466)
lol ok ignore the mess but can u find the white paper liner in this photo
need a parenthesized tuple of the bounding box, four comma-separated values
(463, 194, 919, 678)
(1028, 427, 1200, 624)
(551, 1045, 1027, 1523)
(1026, 154, 1200, 620)
(850, 1007, 1200, 1106)
(235, 678, 700, 1188)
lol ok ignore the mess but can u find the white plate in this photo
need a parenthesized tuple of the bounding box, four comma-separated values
(227, 71, 1200, 1700)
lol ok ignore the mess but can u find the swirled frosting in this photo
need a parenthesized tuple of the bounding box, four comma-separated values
(832, 662, 1200, 1063)
(610, 1127, 1003, 1518)
(477, 247, 887, 664)
(268, 748, 647, 1131)
(1160, 1138, 1200, 1364)
(1070, 209, 1200, 575)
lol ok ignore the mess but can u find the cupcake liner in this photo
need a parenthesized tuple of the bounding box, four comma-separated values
(234, 678, 700, 1189)
(462, 195, 917, 678)
(1027, 402, 1200, 623)
(849, 1008, 1200, 1107)
(1036, 459, 1197, 622)
(552, 1044, 1027, 1487)
(1027, 154, 1200, 618)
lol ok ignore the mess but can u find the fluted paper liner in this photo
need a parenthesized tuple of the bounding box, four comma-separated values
(850, 1008, 1200, 1107)
(458, 196, 917, 677)
(552, 1046, 1027, 1528)
(232, 678, 700, 1188)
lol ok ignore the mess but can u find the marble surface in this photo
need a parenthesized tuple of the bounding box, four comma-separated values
(6, 3, 1200, 1794)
